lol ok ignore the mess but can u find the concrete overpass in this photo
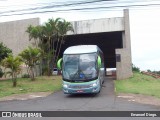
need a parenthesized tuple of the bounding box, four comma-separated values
(0, 9, 132, 80)
(62, 9, 132, 80)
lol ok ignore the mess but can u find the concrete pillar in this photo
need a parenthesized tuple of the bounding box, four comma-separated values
(116, 9, 133, 80)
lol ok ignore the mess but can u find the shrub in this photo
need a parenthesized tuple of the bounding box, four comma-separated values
(132, 64, 140, 72)
(22, 74, 30, 78)
(19, 46, 41, 81)
(0, 42, 12, 62)
(1, 55, 22, 87)
(0, 68, 3, 78)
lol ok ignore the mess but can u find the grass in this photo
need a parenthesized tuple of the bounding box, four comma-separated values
(0, 76, 62, 98)
(115, 72, 160, 98)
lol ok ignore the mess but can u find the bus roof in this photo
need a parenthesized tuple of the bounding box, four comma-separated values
(64, 45, 99, 54)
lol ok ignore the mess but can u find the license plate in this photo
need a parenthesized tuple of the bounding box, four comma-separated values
(77, 90, 83, 93)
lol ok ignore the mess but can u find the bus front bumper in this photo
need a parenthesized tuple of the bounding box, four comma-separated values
(63, 85, 101, 94)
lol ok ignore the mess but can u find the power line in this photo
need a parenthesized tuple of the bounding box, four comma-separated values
(1, 0, 159, 15)
(1, 3, 160, 17)
(0, 0, 116, 14)
(0, 0, 83, 8)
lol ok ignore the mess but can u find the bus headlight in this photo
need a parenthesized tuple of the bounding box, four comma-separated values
(92, 83, 97, 87)
(91, 81, 99, 87)
(63, 84, 68, 88)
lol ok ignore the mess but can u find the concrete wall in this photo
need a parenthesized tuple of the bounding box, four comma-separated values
(0, 18, 39, 55)
(67, 17, 124, 35)
(0, 18, 40, 77)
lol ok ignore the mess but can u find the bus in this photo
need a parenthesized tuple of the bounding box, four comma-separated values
(57, 45, 105, 94)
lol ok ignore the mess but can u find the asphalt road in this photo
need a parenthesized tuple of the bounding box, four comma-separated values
(0, 77, 160, 120)
(0, 77, 160, 111)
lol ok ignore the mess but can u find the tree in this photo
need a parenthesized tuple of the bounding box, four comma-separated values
(0, 42, 12, 63)
(0, 68, 3, 78)
(26, 25, 44, 48)
(41, 21, 56, 75)
(1, 55, 22, 87)
(26, 18, 74, 75)
(40, 49, 53, 76)
(26, 20, 56, 75)
(42, 22, 54, 51)
(132, 64, 140, 72)
(55, 19, 74, 63)
(19, 47, 41, 81)
(0, 42, 12, 78)
(44, 18, 63, 73)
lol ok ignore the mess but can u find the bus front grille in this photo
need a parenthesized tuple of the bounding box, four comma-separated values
(69, 85, 91, 89)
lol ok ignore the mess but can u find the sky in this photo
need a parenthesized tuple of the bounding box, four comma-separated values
(0, 0, 160, 71)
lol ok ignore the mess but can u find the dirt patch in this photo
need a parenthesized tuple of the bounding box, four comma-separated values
(0, 78, 9, 81)
(0, 92, 53, 101)
(117, 93, 160, 106)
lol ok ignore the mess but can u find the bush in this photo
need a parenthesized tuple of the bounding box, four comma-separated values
(0, 42, 12, 62)
(0, 68, 3, 78)
(132, 64, 140, 72)
(22, 74, 30, 78)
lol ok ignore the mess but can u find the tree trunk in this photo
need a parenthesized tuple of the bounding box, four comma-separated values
(34, 38, 38, 48)
(52, 35, 59, 68)
(40, 59, 43, 76)
(48, 36, 51, 52)
(12, 73, 17, 87)
(13, 79, 17, 87)
(30, 67, 35, 81)
(47, 60, 50, 76)
(27, 65, 30, 77)
(50, 40, 55, 70)
(47, 36, 52, 76)
(56, 37, 63, 63)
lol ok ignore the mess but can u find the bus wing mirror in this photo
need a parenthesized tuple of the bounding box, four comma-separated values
(57, 58, 62, 70)
(98, 56, 101, 68)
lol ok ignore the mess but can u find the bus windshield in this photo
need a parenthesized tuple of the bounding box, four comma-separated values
(63, 53, 97, 81)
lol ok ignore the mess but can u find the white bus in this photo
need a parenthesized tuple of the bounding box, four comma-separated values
(57, 45, 105, 94)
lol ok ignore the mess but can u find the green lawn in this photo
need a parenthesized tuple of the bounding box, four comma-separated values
(0, 76, 62, 98)
(115, 72, 160, 98)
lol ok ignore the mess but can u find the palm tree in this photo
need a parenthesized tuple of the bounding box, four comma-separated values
(1, 55, 22, 87)
(26, 25, 49, 75)
(47, 18, 62, 69)
(42, 22, 54, 52)
(19, 47, 41, 81)
(26, 25, 39, 47)
(48, 18, 61, 50)
(41, 20, 57, 75)
(26, 18, 74, 75)
(55, 19, 74, 63)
